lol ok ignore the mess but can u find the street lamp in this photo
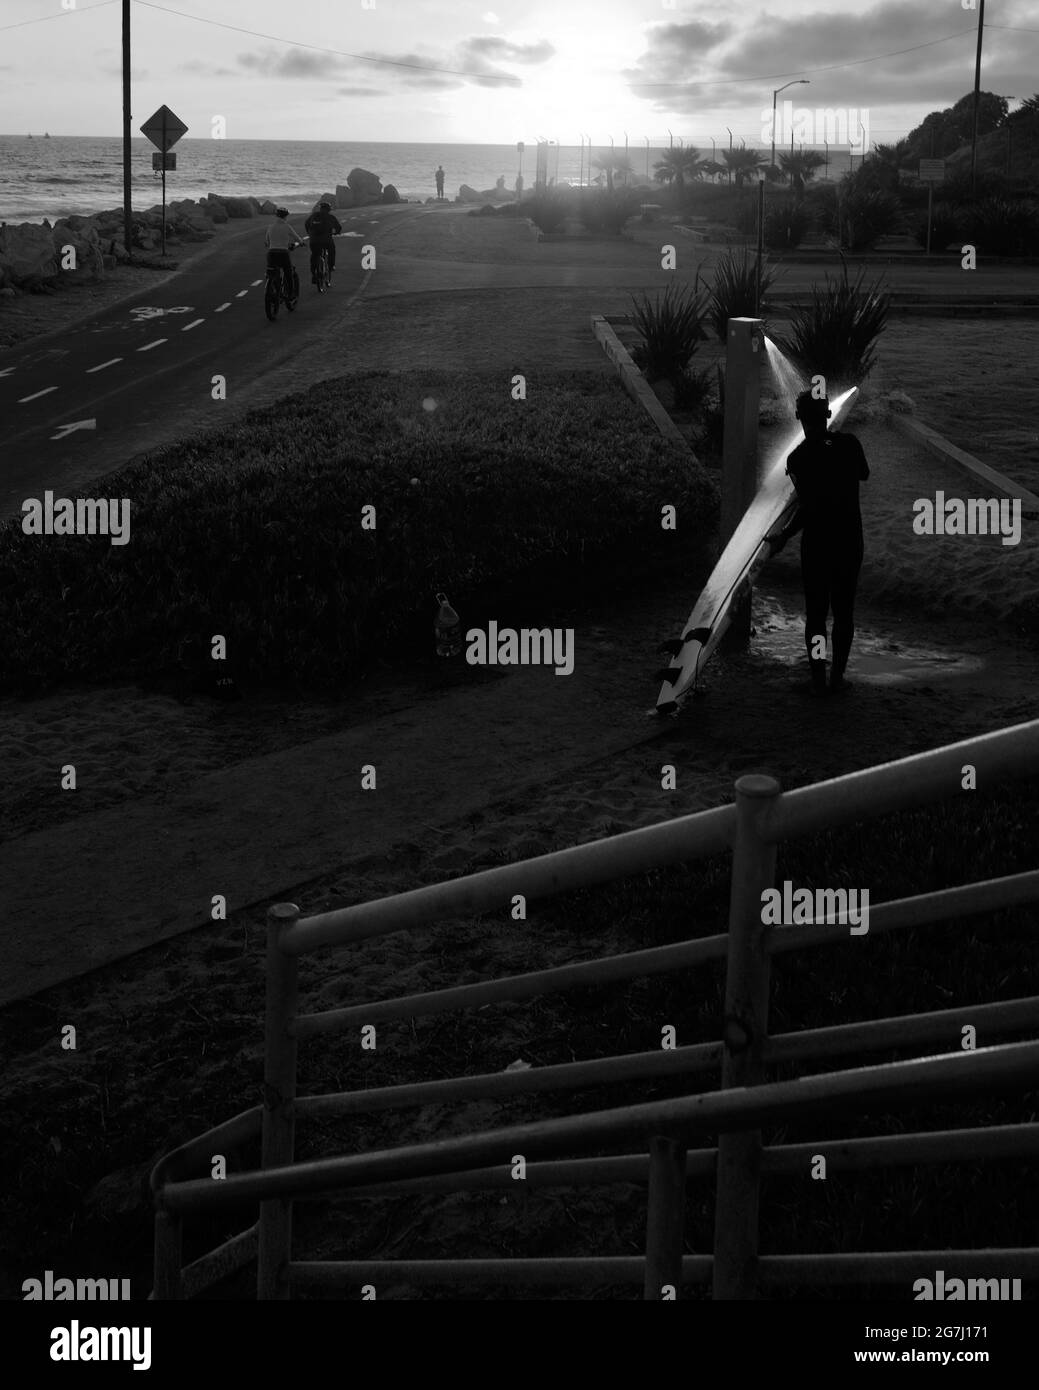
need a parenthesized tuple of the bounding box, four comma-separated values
(771, 78, 809, 171)
(644, 136, 650, 177)
(726, 128, 733, 184)
(668, 128, 673, 149)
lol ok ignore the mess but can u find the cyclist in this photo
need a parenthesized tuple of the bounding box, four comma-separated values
(304, 201, 343, 285)
(265, 207, 303, 302)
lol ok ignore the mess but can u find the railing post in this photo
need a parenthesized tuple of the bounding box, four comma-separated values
(151, 1207, 183, 1299)
(258, 902, 300, 1300)
(713, 773, 780, 1299)
(644, 1135, 687, 1299)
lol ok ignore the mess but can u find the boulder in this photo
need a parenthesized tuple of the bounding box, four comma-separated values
(0, 223, 58, 285)
(247, 196, 263, 214)
(381, 184, 401, 203)
(425, 197, 437, 205)
(259, 199, 277, 215)
(335, 184, 356, 208)
(51, 219, 102, 280)
(346, 167, 382, 200)
(221, 196, 254, 218)
(202, 201, 229, 223)
(458, 184, 482, 203)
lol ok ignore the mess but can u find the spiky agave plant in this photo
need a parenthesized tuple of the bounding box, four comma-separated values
(707, 247, 781, 341)
(630, 275, 710, 383)
(770, 262, 892, 387)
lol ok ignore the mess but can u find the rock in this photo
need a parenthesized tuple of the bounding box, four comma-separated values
(203, 202, 228, 223)
(335, 184, 357, 208)
(458, 184, 482, 203)
(425, 197, 437, 205)
(221, 196, 254, 218)
(259, 199, 277, 215)
(51, 219, 103, 280)
(346, 167, 382, 200)
(248, 196, 263, 214)
(0, 222, 58, 285)
(381, 184, 401, 204)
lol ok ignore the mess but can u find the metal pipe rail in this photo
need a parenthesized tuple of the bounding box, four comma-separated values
(279, 718, 1039, 958)
(155, 1039, 1039, 1214)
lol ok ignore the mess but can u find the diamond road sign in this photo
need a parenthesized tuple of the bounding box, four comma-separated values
(141, 105, 188, 153)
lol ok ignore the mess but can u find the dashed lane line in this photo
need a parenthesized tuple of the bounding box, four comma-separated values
(138, 340, 167, 352)
(235, 290, 249, 298)
(215, 303, 231, 312)
(251, 279, 263, 287)
(18, 387, 58, 403)
(182, 319, 205, 332)
(86, 358, 123, 374)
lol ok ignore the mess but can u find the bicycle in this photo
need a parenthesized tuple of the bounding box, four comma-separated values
(264, 243, 301, 321)
(314, 244, 331, 293)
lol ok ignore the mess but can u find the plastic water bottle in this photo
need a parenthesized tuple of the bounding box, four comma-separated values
(434, 592, 462, 657)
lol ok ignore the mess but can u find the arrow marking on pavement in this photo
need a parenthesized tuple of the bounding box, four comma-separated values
(87, 358, 123, 374)
(51, 419, 97, 441)
(19, 387, 58, 403)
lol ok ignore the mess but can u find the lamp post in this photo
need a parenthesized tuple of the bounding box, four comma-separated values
(644, 136, 650, 177)
(771, 79, 809, 171)
(668, 129, 673, 149)
(726, 128, 732, 184)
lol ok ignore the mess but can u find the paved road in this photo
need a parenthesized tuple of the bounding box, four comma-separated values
(0, 205, 427, 520)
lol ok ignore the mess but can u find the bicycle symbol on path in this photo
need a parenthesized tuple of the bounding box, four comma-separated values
(129, 306, 195, 320)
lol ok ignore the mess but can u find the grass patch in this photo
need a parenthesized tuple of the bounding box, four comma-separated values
(1, 371, 717, 696)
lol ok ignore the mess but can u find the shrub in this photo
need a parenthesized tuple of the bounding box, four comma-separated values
(770, 263, 892, 388)
(576, 189, 640, 234)
(630, 278, 710, 382)
(763, 201, 812, 251)
(959, 197, 1039, 256)
(526, 192, 570, 233)
(707, 246, 780, 340)
(821, 186, 902, 251)
(913, 207, 964, 251)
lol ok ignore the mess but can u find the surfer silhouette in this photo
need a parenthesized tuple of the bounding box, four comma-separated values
(768, 391, 869, 695)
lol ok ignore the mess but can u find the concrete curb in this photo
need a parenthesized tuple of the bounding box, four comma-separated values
(888, 413, 1039, 518)
(590, 314, 699, 460)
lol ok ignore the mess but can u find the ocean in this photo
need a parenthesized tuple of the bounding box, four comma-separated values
(0, 136, 647, 225)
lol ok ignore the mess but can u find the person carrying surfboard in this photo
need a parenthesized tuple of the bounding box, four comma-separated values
(768, 390, 870, 695)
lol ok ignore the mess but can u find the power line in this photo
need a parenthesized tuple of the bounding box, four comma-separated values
(0, 0, 119, 33)
(133, 0, 517, 83)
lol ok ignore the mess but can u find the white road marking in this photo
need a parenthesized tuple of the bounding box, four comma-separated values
(215, 303, 231, 312)
(251, 279, 263, 286)
(0, 367, 16, 378)
(86, 358, 123, 374)
(51, 419, 97, 441)
(181, 319, 205, 331)
(138, 339, 167, 352)
(235, 290, 249, 298)
(18, 387, 58, 403)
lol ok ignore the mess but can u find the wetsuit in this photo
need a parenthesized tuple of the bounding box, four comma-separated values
(779, 430, 869, 689)
(304, 210, 343, 279)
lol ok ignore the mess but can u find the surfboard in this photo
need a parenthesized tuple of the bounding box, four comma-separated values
(655, 386, 859, 713)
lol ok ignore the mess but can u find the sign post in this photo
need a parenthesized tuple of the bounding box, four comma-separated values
(918, 159, 945, 257)
(140, 105, 188, 257)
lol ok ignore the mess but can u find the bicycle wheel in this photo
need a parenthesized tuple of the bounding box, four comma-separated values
(316, 250, 329, 293)
(286, 268, 299, 311)
(264, 273, 279, 321)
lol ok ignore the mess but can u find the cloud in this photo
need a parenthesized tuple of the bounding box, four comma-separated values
(360, 47, 522, 90)
(337, 86, 384, 97)
(463, 37, 554, 65)
(237, 48, 344, 79)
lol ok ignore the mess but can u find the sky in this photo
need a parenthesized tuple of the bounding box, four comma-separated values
(1, 0, 1037, 148)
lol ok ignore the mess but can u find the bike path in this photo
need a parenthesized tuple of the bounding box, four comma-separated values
(0, 207, 421, 520)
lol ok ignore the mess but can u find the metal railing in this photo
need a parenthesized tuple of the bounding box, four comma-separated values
(151, 717, 1039, 1299)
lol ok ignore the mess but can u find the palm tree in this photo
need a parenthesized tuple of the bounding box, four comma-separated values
(700, 159, 727, 185)
(592, 151, 636, 192)
(722, 147, 768, 188)
(778, 150, 826, 198)
(652, 147, 705, 193)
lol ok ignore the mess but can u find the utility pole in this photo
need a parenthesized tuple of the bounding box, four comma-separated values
(122, 0, 132, 263)
(970, 0, 985, 199)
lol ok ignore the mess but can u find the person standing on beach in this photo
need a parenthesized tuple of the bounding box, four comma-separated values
(435, 165, 445, 199)
(768, 390, 870, 695)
